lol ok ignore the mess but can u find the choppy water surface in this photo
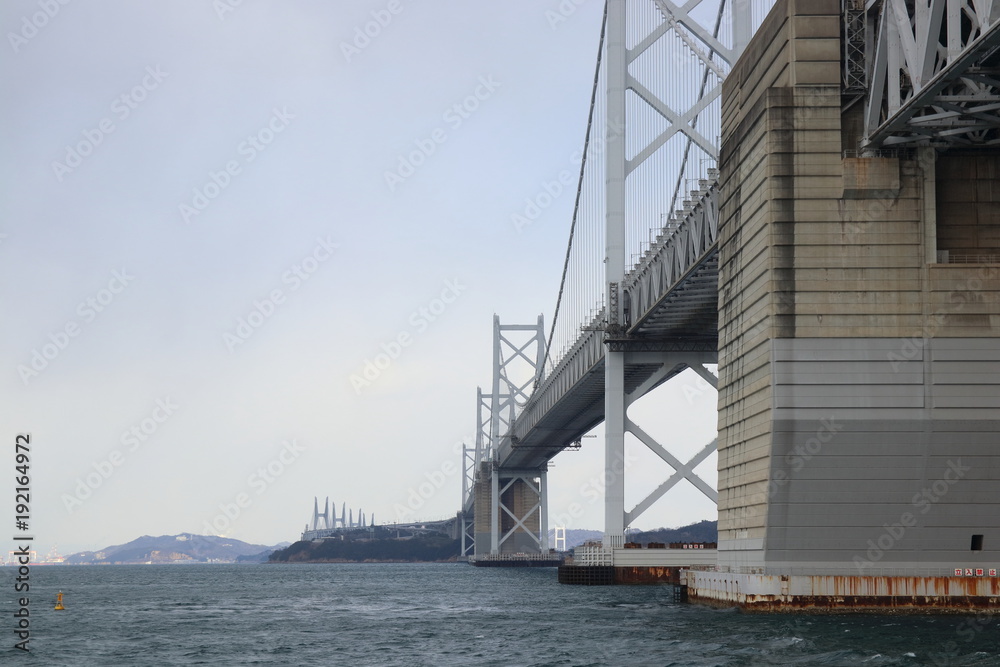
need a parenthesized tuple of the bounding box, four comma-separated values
(2, 563, 999, 665)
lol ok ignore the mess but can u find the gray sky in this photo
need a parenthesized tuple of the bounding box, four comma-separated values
(2, 0, 718, 556)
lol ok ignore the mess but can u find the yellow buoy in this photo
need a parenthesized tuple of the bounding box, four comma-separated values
(54, 591, 65, 611)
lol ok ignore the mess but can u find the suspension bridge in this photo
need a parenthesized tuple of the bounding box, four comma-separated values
(459, 0, 1000, 608)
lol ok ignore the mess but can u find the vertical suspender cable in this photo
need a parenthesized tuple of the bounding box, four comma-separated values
(536, 1, 609, 389)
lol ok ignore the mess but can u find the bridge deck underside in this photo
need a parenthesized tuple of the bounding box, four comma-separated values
(501, 360, 691, 469)
(498, 166, 721, 470)
(500, 251, 720, 470)
(630, 253, 718, 339)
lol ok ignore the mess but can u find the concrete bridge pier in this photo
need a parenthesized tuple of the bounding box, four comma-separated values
(699, 0, 1000, 609)
(473, 463, 548, 557)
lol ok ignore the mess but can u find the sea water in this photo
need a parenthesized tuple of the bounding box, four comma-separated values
(2, 563, 999, 665)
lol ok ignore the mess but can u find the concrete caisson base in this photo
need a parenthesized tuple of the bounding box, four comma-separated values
(684, 571, 1000, 612)
(558, 565, 685, 585)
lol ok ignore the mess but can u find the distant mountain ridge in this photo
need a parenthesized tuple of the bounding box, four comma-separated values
(633, 520, 717, 545)
(547, 520, 718, 550)
(62, 521, 718, 564)
(64, 534, 289, 564)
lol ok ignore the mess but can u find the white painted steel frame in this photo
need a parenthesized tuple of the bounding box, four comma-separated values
(624, 184, 719, 328)
(603, 0, 732, 548)
(468, 0, 738, 557)
(473, 316, 549, 554)
(865, 0, 1000, 146)
(495, 469, 549, 553)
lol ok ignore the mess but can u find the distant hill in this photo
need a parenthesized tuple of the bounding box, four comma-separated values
(632, 520, 717, 545)
(270, 535, 460, 563)
(546, 521, 717, 550)
(64, 534, 289, 564)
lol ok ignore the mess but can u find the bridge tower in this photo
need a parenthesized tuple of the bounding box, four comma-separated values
(465, 316, 548, 557)
(600, 0, 752, 548)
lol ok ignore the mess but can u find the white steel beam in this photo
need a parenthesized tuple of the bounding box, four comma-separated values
(625, 438, 719, 524)
(865, 0, 1000, 147)
(605, 0, 628, 550)
(625, 418, 718, 502)
(688, 363, 718, 389)
(490, 466, 499, 554)
(497, 474, 543, 551)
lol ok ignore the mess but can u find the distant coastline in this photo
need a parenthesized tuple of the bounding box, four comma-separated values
(52, 534, 287, 565)
(269, 535, 461, 564)
(266, 558, 462, 564)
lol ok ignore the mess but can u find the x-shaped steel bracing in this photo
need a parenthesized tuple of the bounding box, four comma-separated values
(621, 357, 719, 528)
(498, 475, 543, 551)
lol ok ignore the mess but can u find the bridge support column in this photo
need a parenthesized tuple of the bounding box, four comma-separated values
(604, 0, 628, 550)
(473, 462, 492, 557)
(540, 469, 549, 552)
(476, 466, 548, 555)
(604, 350, 627, 548)
(461, 444, 476, 558)
(460, 512, 474, 559)
(473, 465, 548, 556)
(490, 464, 500, 554)
(622, 357, 719, 526)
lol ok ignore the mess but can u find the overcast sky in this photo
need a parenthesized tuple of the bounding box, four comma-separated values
(1, 0, 719, 556)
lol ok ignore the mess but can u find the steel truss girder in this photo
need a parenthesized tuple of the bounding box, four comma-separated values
(865, 0, 1000, 147)
(623, 183, 719, 334)
(507, 313, 606, 452)
(505, 185, 720, 465)
(606, 338, 718, 352)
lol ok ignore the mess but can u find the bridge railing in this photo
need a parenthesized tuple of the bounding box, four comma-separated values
(502, 180, 720, 462)
(623, 181, 719, 329)
(508, 309, 606, 450)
